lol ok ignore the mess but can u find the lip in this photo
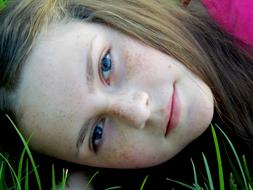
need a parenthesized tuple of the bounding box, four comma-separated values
(165, 84, 180, 136)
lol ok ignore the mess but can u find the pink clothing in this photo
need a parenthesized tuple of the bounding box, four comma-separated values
(202, 0, 253, 47)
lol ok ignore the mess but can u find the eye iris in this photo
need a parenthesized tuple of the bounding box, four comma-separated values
(101, 54, 111, 72)
(94, 126, 103, 141)
(92, 119, 104, 152)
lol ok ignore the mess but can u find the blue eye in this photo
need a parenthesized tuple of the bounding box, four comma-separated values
(100, 52, 112, 85)
(92, 118, 105, 152)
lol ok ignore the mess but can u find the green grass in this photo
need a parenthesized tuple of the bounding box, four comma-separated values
(166, 124, 253, 189)
(0, 115, 91, 190)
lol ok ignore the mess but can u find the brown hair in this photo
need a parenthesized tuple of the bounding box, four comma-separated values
(0, 0, 252, 150)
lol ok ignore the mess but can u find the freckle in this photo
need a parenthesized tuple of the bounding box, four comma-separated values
(124, 49, 131, 61)
(123, 49, 136, 77)
(168, 65, 171, 69)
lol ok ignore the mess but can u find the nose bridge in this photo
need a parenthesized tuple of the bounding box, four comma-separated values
(109, 91, 150, 128)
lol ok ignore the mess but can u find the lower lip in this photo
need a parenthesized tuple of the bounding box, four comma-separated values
(165, 85, 180, 136)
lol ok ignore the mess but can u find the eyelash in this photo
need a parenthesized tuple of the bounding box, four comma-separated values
(91, 118, 105, 153)
(99, 50, 113, 85)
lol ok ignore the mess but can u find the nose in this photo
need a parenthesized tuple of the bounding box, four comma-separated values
(108, 91, 151, 129)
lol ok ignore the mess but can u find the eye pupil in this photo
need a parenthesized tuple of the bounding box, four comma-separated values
(102, 54, 111, 72)
(94, 126, 103, 139)
(100, 52, 112, 86)
(92, 119, 105, 152)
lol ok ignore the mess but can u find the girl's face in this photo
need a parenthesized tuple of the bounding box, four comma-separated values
(17, 22, 214, 168)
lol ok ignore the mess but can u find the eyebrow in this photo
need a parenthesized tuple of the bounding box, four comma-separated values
(86, 36, 96, 93)
(76, 118, 94, 154)
(75, 36, 97, 155)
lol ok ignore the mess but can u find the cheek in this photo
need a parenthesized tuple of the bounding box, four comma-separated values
(122, 44, 175, 88)
(186, 80, 214, 130)
(99, 132, 168, 168)
(101, 147, 159, 168)
(18, 98, 81, 161)
(123, 48, 146, 79)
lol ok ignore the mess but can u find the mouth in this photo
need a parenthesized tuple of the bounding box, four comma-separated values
(165, 83, 180, 136)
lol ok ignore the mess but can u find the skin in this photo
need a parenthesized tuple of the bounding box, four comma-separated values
(16, 21, 214, 168)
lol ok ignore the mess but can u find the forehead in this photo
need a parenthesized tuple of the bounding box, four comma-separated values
(16, 22, 99, 125)
(33, 21, 94, 61)
(20, 22, 90, 95)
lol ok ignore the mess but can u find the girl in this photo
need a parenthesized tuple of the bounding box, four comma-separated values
(0, 0, 252, 188)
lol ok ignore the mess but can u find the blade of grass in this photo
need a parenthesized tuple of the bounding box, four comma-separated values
(229, 173, 238, 190)
(9, 168, 17, 190)
(52, 164, 56, 190)
(193, 184, 203, 190)
(0, 160, 4, 180)
(17, 148, 26, 186)
(166, 178, 195, 189)
(190, 158, 198, 185)
(83, 171, 99, 190)
(140, 175, 149, 190)
(0, 153, 21, 190)
(18, 136, 32, 185)
(215, 124, 248, 190)
(104, 186, 122, 190)
(25, 159, 29, 190)
(242, 155, 251, 182)
(19, 170, 38, 190)
(202, 153, 214, 190)
(199, 170, 208, 187)
(0, 155, 12, 190)
(224, 144, 244, 189)
(210, 124, 224, 190)
(204, 182, 209, 190)
(6, 114, 42, 190)
(61, 168, 69, 190)
(0, 160, 6, 190)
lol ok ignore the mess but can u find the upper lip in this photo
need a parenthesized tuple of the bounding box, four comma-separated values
(165, 84, 175, 136)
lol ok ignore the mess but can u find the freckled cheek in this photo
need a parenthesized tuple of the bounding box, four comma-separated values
(124, 61, 157, 86)
(100, 123, 165, 168)
(123, 52, 170, 86)
(122, 150, 152, 168)
(123, 48, 151, 75)
(122, 147, 166, 168)
(102, 141, 163, 168)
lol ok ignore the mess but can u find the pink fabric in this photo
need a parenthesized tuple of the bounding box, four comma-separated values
(202, 0, 253, 47)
